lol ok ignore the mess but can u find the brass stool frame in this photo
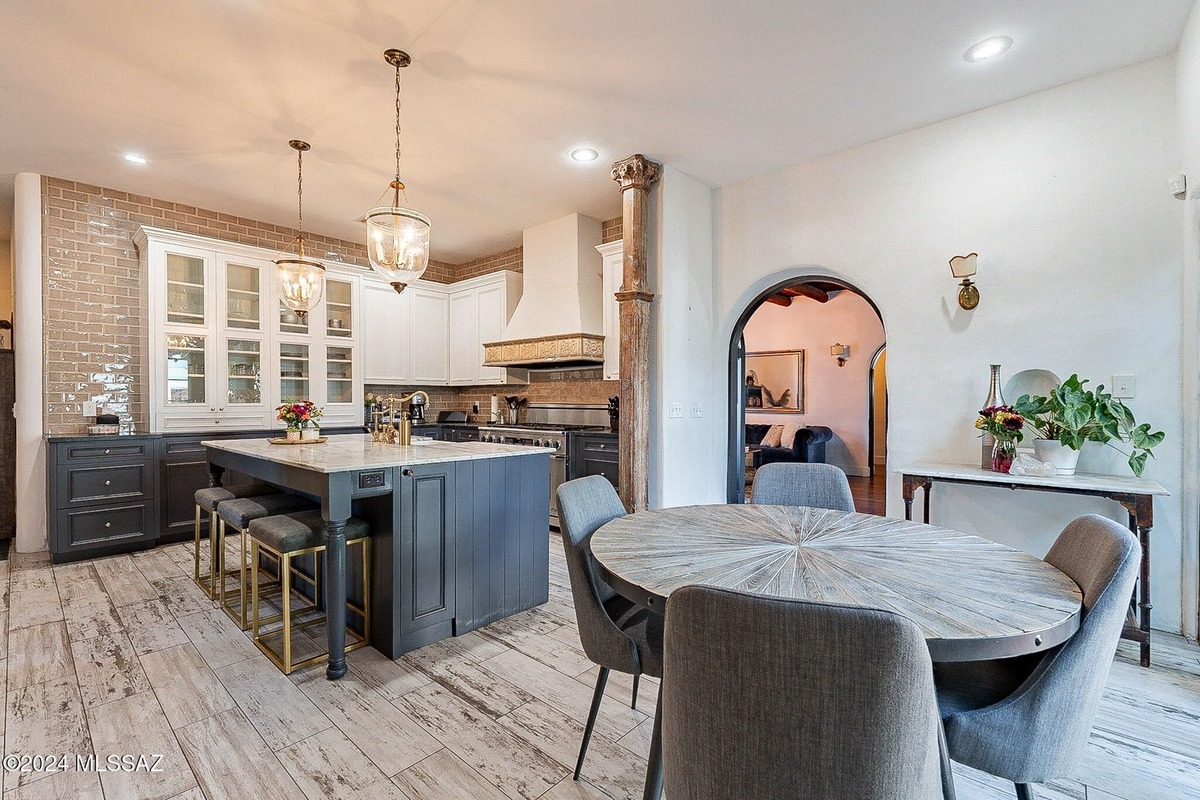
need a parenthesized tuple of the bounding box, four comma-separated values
(219, 517, 282, 630)
(193, 502, 219, 599)
(250, 534, 371, 674)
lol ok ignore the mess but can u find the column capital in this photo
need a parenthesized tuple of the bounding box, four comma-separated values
(611, 154, 662, 192)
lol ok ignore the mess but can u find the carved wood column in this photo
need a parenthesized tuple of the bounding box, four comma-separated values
(611, 154, 661, 511)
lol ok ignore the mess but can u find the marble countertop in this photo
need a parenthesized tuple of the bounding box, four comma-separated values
(202, 433, 552, 474)
(896, 461, 1169, 495)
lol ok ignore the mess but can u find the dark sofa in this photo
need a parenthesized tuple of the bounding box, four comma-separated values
(746, 424, 833, 465)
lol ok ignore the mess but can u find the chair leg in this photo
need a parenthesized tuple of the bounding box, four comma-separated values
(575, 667, 610, 780)
(937, 719, 957, 800)
(643, 681, 663, 800)
(1015, 784, 1035, 800)
(631, 673, 640, 710)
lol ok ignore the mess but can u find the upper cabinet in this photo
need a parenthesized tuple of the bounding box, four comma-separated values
(448, 271, 524, 385)
(138, 227, 362, 432)
(363, 270, 524, 387)
(596, 241, 622, 382)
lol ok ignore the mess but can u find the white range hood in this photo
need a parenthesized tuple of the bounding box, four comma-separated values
(483, 213, 605, 370)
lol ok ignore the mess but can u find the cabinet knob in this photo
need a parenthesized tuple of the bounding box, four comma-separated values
(598, 444, 606, 450)
(105, 480, 111, 486)
(104, 449, 111, 455)
(104, 522, 111, 528)
(402, 468, 414, 477)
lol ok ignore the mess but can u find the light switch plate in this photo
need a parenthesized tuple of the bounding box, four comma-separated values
(669, 402, 683, 418)
(1112, 374, 1135, 399)
(690, 402, 703, 418)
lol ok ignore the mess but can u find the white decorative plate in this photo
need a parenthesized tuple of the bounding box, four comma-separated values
(1003, 369, 1061, 404)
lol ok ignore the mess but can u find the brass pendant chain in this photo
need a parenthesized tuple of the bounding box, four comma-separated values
(394, 62, 404, 203)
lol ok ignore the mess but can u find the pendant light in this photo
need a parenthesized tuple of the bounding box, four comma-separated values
(365, 48, 431, 294)
(275, 140, 325, 318)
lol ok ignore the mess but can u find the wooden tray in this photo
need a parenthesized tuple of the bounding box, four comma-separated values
(267, 436, 328, 445)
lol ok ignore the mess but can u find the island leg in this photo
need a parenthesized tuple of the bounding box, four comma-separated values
(325, 518, 348, 680)
(207, 463, 226, 584)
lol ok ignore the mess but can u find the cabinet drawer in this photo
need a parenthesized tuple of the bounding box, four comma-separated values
(578, 439, 618, 460)
(57, 503, 153, 551)
(61, 442, 149, 462)
(59, 464, 150, 506)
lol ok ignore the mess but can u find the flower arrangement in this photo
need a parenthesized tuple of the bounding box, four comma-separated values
(975, 405, 1025, 443)
(276, 399, 323, 431)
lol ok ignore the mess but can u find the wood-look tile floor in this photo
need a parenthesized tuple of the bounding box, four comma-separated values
(2, 537, 1198, 800)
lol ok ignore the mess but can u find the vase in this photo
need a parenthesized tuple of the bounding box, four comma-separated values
(285, 428, 301, 441)
(991, 439, 1016, 473)
(301, 426, 320, 441)
(1032, 439, 1081, 476)
(980, 364, 1004, 469)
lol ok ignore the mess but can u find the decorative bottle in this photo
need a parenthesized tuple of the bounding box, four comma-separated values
(981, 364, 1004, 469)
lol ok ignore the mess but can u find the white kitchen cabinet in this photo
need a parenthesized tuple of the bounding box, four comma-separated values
(138, 227, 362, 432)
(447, 271, 524, 386)
(409, 286, 450, 384)
(596, 241, 622, 382)
(362, 279, 412, 383)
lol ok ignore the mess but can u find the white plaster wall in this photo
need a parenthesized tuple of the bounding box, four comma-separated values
(13, 174, 45, 553)
(647, 165, 723, 508)
(1175, 0, 1200, 641)
(657, 58, 1186, 632)
(743, 292, 885, 475)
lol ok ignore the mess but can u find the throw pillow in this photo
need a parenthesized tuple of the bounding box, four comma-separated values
(761, 424, 784, 448)
(781, 422, 806, 450)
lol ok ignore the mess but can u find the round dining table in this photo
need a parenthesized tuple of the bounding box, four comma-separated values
(591, 504, 1083, 663)
(591, 504, 1083, 800)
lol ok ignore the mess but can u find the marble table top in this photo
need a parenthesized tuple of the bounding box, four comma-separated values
(896, 461, 1169, 495)
(202, 433, 552, 474)
(591, 504, 1083, 662)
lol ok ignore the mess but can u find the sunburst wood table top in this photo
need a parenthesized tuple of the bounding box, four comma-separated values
(591, 504, 1083, 662)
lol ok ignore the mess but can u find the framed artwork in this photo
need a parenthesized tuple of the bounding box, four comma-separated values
(745, 350, 804, 413)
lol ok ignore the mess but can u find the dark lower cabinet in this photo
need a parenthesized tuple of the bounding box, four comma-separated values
(569, 432, 619, 489)
(399, 463, 456, 637)
(449, 426, 480, 442)
(48, 438, 157, 562)
(157, 434, 257, 544)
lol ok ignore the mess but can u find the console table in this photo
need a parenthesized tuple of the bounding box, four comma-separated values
(896, 462, 1169, 667)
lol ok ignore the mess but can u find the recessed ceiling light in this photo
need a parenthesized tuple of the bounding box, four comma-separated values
(570, 148, 599, 163)
(964, 36, 1013, 63)
(123, 153, 148, 165)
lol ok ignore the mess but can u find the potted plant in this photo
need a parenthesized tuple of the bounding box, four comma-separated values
(1013, 374, 1164, 477)
(276, 400, 323, 441)
(975, 405, 1025, 473)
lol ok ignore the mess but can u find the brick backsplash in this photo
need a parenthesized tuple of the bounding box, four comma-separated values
(41, 176, 623, 433)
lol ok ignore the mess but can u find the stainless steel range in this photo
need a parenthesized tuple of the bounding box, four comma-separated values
(479, 404, 609, 529)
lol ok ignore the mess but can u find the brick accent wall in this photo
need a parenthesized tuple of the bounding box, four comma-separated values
(41, 177, 622, 433)
(601, 216, 622, 243)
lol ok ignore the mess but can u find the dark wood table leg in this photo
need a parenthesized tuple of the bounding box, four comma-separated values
(902, 475, 932, 523)
(1116, 494, 1153, 668)
(643, 681, 663, 800)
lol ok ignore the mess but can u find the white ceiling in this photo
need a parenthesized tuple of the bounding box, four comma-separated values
(0, 1, 1192, 261)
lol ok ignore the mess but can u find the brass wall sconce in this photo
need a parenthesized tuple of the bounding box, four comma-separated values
(830, 343, 849, 368)
(949, 252, 979, 310)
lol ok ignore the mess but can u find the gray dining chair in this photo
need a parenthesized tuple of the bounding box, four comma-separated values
(663, 585, 948, 800)
(934, 514, 1140, 800)
(556, 476, 664, 783)
(751, 462, 856, 511)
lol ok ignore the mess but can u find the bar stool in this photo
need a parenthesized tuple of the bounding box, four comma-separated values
(192, 484, 279, 599)
(215, 493, 319, 628)
(248, 510, 371, 674)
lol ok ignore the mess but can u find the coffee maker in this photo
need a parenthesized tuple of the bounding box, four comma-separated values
(408, 393, 427, 422)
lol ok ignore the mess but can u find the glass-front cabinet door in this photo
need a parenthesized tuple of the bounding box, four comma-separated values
(280, 342, 310, 402)
(225, 261, 262, 331)
(165, 335, 207, 406)
(166, 252, 207, 326)
(226, 339, 262, 406)
(326, 346, 353, 404)
(326, 278, 353, 338)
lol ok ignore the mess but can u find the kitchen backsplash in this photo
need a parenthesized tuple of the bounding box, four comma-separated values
(40, 175, 621, 434)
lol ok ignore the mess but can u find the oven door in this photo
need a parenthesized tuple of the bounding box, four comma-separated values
(549, 454, 567, 529)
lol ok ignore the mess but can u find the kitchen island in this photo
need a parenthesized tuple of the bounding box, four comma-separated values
(203, 434, 552, 678)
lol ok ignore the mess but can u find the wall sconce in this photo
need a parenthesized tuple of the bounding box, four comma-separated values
(949, 252, 980, 310)
(830, 343, 849, 368)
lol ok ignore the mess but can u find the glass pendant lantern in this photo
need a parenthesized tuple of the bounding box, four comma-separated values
(365, 48, 431, 294)
(275, 140, 325, 318)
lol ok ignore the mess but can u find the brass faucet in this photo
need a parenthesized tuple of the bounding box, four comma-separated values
(370, 391, 430, 445)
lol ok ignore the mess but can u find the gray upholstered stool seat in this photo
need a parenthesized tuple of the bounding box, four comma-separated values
(248, 510, 371, 675)
(216, 493, 318, 629)
(192, 484, 281, 599)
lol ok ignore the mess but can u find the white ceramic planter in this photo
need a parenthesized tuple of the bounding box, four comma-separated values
(301, 426, 320, 441)
(1032, 439, 1081, 475)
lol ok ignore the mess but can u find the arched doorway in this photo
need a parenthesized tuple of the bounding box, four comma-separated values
(726, 276, 886, 504)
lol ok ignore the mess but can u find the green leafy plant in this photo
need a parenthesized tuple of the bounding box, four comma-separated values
(1012, 374, 1164, 477)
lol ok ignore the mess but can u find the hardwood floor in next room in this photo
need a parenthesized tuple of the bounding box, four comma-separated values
(0, 534, 1196, 799)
